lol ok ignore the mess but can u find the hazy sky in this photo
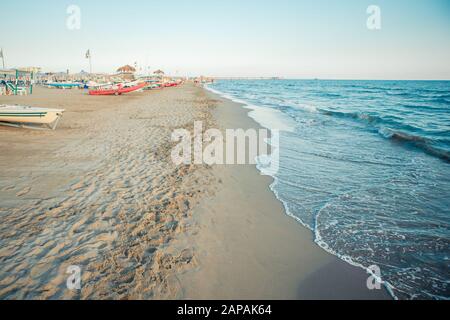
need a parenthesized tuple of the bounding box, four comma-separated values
(1, 0, 450, 79)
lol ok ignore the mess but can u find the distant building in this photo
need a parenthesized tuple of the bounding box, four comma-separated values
(18, 67, 41, 74)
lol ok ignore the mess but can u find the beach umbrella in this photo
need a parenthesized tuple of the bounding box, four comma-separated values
(153, 69, 165, 75)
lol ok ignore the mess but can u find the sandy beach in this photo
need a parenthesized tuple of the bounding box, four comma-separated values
(0, 84, 390, 299)
(179, 88, 390, 300)
(1, 0, 449, 303)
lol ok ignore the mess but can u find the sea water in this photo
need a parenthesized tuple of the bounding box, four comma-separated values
(207, 79, 450, 300)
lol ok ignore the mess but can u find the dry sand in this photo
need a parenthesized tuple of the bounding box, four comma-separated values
(0, 84, 390, 299)
(0, 85, 215, 299)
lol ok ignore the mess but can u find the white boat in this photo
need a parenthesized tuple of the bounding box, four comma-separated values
(0, 105, 65, 130)
(86, 81, 112, 89)
(46, 82, 82, 89)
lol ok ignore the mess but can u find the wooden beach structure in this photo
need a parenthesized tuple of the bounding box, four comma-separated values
(115, 65, 136, 81)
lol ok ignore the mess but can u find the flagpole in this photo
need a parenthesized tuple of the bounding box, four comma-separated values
(1, 49, 5, 69)
(86, 49, 92, 74)
(89, 50, 92, 74)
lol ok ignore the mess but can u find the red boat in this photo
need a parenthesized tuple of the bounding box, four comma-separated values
(118, 82, 146, 93)
(88, 88, 118, 96)
(89, 82, 146, 96)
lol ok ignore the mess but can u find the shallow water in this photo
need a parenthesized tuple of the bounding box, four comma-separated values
(208, 79, 450, 300)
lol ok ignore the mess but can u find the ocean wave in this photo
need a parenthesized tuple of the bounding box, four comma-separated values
(429, 97, 450, 105)
(378, 128, 450, 162)
(353, 89, 384, 94)
(296, 149, 406, 167)
(320, 109, 383, 124)
(322, 92, 342, 98)
(317, 109, 450, 162)
(416, 87, 450, 95)
(400, 103, 449, 111)
(208, 80, 450, 300)
(287, 104, 318, 113)
(313, 200, 398, 299)
(437, 93, 450, 99)
(386, 91, 419, 98)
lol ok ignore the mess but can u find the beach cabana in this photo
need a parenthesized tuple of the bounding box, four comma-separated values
(153, 70, 166, 83)
(117, 65, 136, 73)
(153, 69, 165, 77)
(115, 65, 136, 81)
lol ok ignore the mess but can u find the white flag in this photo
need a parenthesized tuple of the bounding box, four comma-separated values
(85, 50, 90, 59)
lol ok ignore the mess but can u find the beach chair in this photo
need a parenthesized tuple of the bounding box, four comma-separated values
(16, 87, 28, 96)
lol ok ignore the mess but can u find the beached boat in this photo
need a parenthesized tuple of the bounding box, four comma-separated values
(88, 82, 146, 96)
(85, 81, 113, 89)
(88, 86, 119, 96)
(0, 105, 65, 130)
(144, 83, 163, 90)
(163, 80, 182, 88)
(47, 82, 82, 89)
(118, 82, 146, 94)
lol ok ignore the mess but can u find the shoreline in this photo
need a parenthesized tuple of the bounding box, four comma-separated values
(0, 84, 391, 299)
(179, 86, 391, 299)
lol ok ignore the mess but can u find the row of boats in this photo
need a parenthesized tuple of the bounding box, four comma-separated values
(88, 81, 147, 96)
(45, 79, 182, 96)
(0, 79, 183, 130)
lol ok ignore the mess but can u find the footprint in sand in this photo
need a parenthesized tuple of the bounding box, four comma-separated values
(71, 181, 85, 191)
(16, 186, 31, 197)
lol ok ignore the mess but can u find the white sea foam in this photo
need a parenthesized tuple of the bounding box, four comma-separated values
(206, 80, 450, 300)
(313, 202, 399, 300)
(205, 85, 296, 133)
(207, 82, 401, 300)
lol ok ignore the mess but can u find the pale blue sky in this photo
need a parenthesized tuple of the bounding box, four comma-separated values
(1, 0, 449, 79)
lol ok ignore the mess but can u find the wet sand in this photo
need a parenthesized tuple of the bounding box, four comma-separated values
(178, 88, 391, 299)
(0, 84, 390, 299)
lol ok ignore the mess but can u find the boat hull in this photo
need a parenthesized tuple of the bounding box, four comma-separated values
(88, 82, 146, 95)
(0, 105, 65, 129)
(47, 83, 81, 89)
(88, 89, 119, 96)
(118, 82, 146, 93)
(0, 111, 62, 124)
